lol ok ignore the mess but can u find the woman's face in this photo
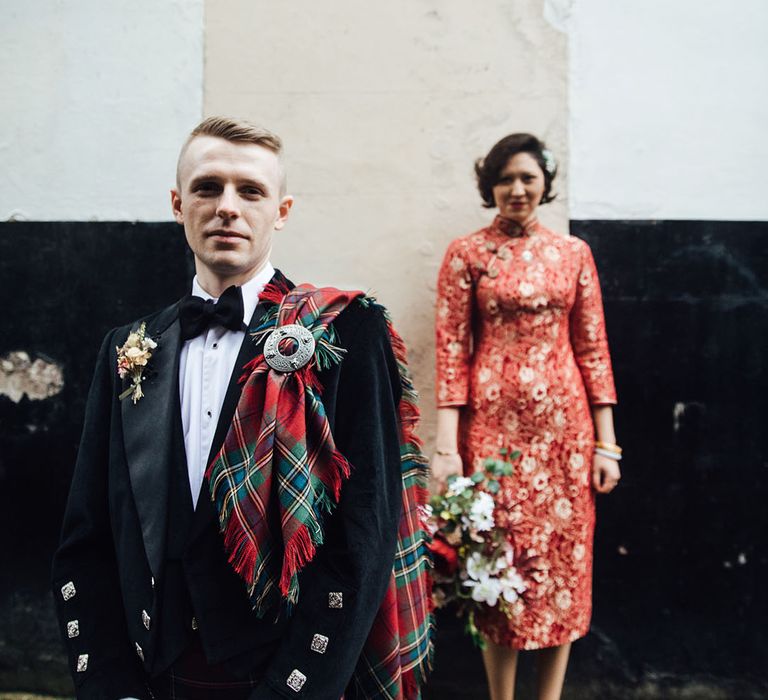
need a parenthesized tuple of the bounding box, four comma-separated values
(492, 152, 546, 224)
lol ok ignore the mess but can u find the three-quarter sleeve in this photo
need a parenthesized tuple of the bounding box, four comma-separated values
(569, 241, 617, 405)
(435, 238, 474, 407)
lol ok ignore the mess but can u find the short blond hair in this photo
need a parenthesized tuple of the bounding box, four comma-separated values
(176, 116, 286, 191)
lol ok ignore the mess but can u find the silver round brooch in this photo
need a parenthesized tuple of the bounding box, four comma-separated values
(264, 324, 316, 372)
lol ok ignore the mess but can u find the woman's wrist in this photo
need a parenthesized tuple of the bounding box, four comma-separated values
(435, 448, 459, 456)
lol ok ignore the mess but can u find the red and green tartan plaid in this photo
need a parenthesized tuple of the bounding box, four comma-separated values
(206, 278, 433, 698)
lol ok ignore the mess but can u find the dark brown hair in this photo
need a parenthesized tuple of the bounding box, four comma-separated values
(474, 133, 557, 208)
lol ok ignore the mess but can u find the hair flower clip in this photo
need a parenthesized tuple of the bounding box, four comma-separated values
(541, 149, 557, 175)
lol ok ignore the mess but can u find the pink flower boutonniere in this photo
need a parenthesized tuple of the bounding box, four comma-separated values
(116, 322, 157, 404)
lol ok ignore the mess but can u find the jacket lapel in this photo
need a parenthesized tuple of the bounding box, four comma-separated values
(121, 302, 182, 580)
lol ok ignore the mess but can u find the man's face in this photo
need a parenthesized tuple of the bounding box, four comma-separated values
(171, 135, 292, 288)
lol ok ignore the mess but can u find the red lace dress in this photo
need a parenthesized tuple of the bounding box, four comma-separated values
(435, 215, 617, 650)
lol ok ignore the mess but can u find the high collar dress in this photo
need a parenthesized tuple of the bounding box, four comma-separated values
(435, 215, 617, 649)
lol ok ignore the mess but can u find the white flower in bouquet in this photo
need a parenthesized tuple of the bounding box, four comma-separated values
(446, 476, 475, 497)
(501, 569, 527, 603)
(465, 576, 503, 606)
(464, 491, 495, 532)
(465, 551, 491, 581)
(501, 542, 516, 566)
(508, 569, 527, 592)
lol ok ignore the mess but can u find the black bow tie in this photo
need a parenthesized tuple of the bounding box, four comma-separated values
(179, 285, 245, 341)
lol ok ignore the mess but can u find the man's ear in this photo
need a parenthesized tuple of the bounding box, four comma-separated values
(273, 195, 294, 231)
(170, 189, 184, 225)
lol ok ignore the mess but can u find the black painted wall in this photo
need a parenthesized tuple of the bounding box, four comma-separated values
(0, 222, 193, 693)
(575, 220, 768, 692)
(1, 219, 767, 697)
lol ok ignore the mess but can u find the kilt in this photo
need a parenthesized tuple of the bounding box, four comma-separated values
(148, 635, 259, 700)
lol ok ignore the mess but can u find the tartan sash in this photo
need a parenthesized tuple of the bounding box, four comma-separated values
(207, 279, 433, 698)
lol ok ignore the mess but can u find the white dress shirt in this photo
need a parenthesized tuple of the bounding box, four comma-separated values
(178, 262, 275, 508)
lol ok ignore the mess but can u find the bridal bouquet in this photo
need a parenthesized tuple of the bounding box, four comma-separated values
(428, 451, 534, 646)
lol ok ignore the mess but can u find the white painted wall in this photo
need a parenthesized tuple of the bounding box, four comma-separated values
(0, 0, 204, 221)
(569, 0, 768, 221)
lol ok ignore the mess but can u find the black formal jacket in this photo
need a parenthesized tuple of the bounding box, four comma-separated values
(51, 273, 403, 700)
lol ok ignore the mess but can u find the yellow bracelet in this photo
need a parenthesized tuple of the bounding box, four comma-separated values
(595, 441, 622, 453)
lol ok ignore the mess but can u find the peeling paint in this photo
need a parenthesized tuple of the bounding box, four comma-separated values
(5, 209, 30, 222)
(672, 400, 705, 433)
(0, 351, 64, 403)
(672, 402, 686, 433)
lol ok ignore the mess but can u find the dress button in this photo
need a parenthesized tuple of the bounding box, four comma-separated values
(212, 343, 218, 349)
(206, 410, 212, 418)
(487, 268, 499, 279)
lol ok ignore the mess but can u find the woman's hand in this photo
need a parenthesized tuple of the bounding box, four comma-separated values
(429, 452, 463, 493)
(592, 453, 621, 494)
(431, 407, 463, 493)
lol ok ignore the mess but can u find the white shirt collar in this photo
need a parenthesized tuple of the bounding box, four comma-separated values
(190, 261, 275, 326)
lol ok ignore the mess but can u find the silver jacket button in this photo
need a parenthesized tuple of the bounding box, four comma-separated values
(328, 592, 343, 609)
(311, 633, 329, 654)
(76, 654, 88, 672)
(286, 669, 307, 692)
(141, 610, 151, 630)
(61, 581, 76, 601)
(66, 620, 79, 638)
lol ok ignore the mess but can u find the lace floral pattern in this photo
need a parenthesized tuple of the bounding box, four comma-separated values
(435, 216, 616, 649)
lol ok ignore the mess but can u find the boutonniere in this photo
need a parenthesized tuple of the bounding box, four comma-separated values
(116, 322, 157, 404)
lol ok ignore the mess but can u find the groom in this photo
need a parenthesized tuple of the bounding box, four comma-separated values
(52, 117, 431, 699)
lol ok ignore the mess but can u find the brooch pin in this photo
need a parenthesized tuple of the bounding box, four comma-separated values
(117, 322, 157, 403)
(264, 324, 316, 372)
